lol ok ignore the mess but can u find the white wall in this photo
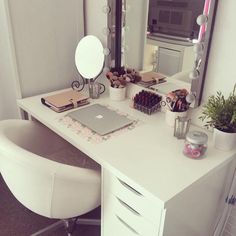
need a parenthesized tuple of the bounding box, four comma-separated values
(190, 0, 236, 126)
(8, 0, 84, 98)
(0, 0, 20, 119)
(0, 0, 84, 120)
(202, 0, 236, 100)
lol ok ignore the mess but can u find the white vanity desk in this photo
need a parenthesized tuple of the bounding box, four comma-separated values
(17, 88, 236, 236)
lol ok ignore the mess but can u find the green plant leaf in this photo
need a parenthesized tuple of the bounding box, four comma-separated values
(199, 84, 236, 133)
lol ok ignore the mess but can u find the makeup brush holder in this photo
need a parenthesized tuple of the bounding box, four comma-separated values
(109, 86, 126, 101)
(165, 109, 188, 127)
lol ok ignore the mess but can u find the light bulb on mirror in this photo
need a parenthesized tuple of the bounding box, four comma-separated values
(186, 93, 196, 104)
(102, 27, 111, 36)
(103, 48, 111, 56)
(189, 69, 200, 80)
(103, 67, 110, 74)
(110, 60, 115, 68)
(196, 14, 208, 26)
(121, 45, 129, 53)
(102, 5, 111, 14)
(193, 43, 204, 54)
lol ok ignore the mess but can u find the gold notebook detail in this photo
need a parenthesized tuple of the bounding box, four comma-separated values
(41, 90, 89, 113)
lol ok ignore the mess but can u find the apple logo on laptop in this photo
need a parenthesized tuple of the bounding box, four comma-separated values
(95, 114, 103, 119)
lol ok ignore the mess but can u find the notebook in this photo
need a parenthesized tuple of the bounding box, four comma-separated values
(41, 90, 89, 112)
(138, 71, 166, 87)
(67, 104, 133, 135)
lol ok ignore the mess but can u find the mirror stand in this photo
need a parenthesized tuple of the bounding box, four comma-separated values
(72, 35, 105, 98)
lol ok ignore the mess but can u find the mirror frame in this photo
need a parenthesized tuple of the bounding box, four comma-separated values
(107, 0, 219, 107)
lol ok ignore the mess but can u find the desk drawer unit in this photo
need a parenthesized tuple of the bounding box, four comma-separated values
(103, 169, 164, 236)
(113, 195, 158, 236)
(104, 169, 163, 225)
(104, 194, 158, 236)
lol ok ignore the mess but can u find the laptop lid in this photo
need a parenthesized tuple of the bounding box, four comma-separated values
(67, 104, 133, 135)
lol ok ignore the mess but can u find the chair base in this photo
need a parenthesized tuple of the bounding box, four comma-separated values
(30, 218, 100, 236)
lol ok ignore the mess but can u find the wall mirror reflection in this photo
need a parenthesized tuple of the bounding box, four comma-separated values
(107, 0, 218, 107)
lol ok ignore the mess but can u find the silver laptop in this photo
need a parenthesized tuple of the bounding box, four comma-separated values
(67, 104, 133, 135)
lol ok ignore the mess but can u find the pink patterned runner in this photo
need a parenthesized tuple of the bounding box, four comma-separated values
(57, 105, 141, 144)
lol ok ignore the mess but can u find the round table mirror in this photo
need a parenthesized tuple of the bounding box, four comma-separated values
(75, 35, 104, 80)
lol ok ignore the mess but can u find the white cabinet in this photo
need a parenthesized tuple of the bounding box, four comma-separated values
(102, 169, 163, 236)
(144, 38, 194, 76)
(16, 90, 236, 236)
(158, 48, 182, 76)
(102, 158, 236, 236)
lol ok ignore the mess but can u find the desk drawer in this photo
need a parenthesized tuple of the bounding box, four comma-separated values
(104, 212, 144, 236)
(103, 190, 143, 236)
(113, 195, 158, 236)
(104, 169, 163, 225)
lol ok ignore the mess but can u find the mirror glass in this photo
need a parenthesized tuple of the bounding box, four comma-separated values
(75, 35, 104, 79)
(107, 0, 218, 107)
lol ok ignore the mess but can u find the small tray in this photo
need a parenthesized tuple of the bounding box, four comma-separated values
(133, 102, 160, 115)
(133, 90, 162, 115)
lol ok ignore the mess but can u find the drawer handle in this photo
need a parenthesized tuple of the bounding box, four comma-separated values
(116, 214, 140, 235)
(116, 197, 141, 216)
(117, 179, 143, 196)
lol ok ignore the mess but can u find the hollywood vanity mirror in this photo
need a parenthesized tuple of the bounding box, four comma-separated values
(106, 0, 218, 107)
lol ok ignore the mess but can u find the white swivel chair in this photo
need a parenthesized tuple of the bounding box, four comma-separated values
(0, 119, 101, 235)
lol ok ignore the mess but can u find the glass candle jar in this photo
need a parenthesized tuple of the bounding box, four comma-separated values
(183, 131, 208, 159)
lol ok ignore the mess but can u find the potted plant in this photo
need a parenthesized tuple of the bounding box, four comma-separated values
(199, 85, 236, 151)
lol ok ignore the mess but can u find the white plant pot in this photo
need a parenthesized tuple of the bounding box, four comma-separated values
(213, 128, 236, 151)
(165, 109, 188, 127)
(109, 86, 126, 101)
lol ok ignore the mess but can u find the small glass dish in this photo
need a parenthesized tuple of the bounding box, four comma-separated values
(133, 102, 160, 115)
(183, 131, 208, 159)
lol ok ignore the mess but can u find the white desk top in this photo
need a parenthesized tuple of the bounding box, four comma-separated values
(17, 88, 236, 206)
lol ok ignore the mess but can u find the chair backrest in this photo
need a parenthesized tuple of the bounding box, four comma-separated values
(0, 120, 101, 219)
